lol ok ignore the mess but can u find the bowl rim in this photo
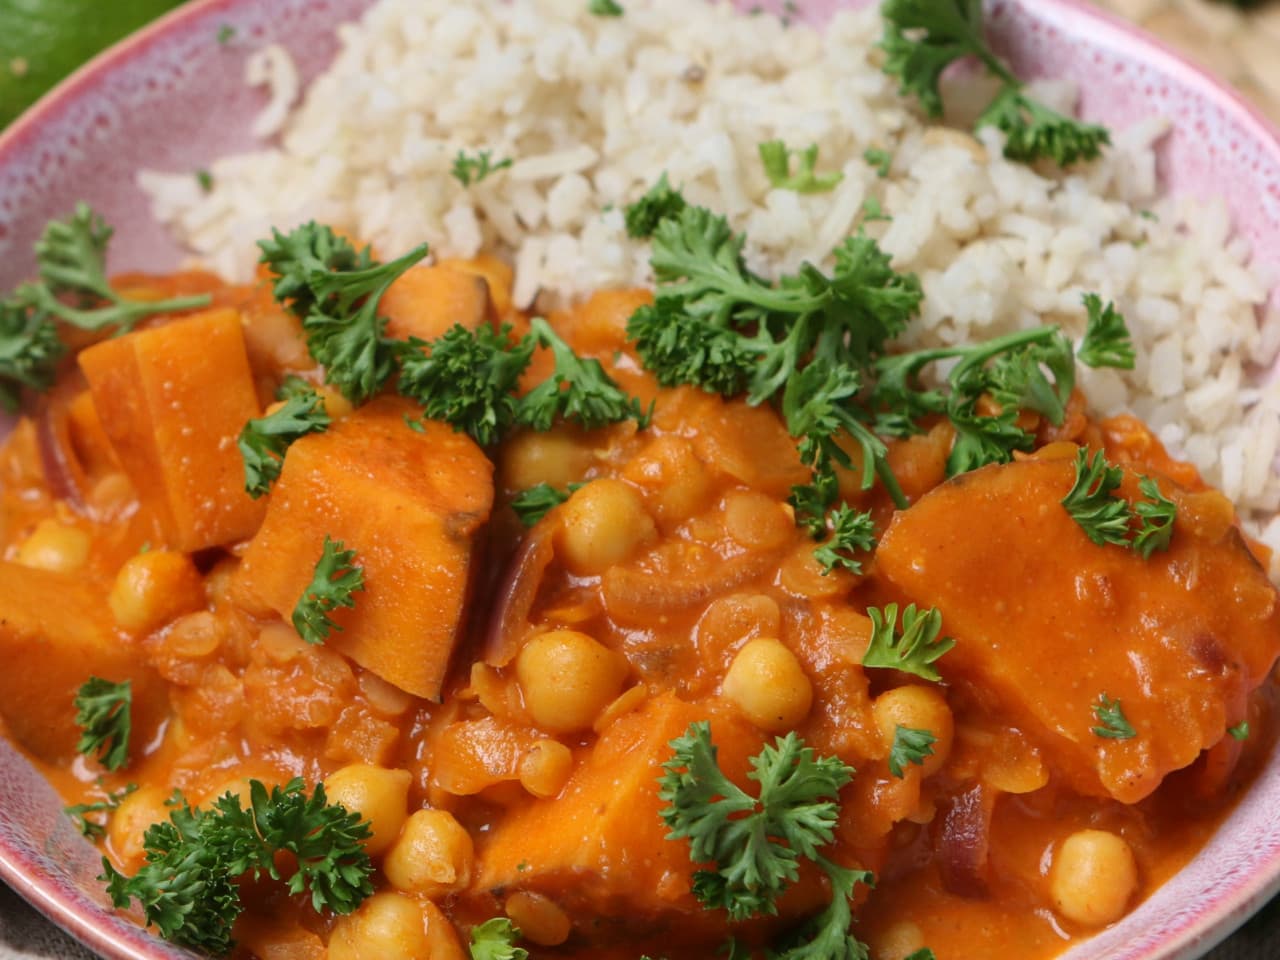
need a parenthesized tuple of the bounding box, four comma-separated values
(2, 1, 1280, 959)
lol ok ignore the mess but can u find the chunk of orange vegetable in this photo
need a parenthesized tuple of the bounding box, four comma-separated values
(0, 562, 165, 765)
(78, 309, 265, 551)
(235, 397, 493, 700)
(874, 458, 1280, 803)
(441, 255, 515, 320)
(380, 265, 495, 343)
(471, 693, 821, 935)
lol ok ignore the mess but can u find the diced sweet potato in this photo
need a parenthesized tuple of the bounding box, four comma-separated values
(380, 265, 495, 343)
(873, 457, 1280, 803)
(78, 309, 265, 551)
(235, 397, 493, 700)
(470, 693, 822, 937)
(0, 562, 166, 765)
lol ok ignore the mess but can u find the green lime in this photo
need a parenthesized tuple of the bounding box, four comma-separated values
(0, 0, 187, 128)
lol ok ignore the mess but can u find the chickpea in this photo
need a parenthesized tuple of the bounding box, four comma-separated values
(519, 740, 574, 798)
(329, 892, 430, 960)
(621, 436, 714, 527)
(872, 686, 954, 778)
(722, 638, 813, 733)
(502, 427, 595, 492)
(108, 550, 204, 634)
(16, 519, 91, 573)
(555, 479, 656, 576)
(423, 901, 468, 960)
(505, 891, 572, 946)
(723, 490, 794, 552)
(1050, 829, 1138, 927)
(324, 764, 412, 857)
(516, 630, 628, 733)
(383, 809, 475, 897)
(107, 784, 171, 868)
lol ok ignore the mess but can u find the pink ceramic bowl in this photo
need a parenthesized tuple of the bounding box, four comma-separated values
(1, 1, 1279, 958)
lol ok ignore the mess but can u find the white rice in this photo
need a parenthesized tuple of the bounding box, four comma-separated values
(137, 0, 1280, 553)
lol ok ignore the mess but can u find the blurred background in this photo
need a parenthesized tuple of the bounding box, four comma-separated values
(0, 0, 1278, 957)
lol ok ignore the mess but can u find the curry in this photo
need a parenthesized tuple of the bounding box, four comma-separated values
(0, 199, 1276, 960)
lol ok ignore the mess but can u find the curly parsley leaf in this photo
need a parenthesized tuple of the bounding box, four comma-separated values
(977, 84, 1110, 168)
(258, 222, 370, 317)
(237, 385, 330, 497)
(293, 536, 365, 645)
(863, 147, 893, 178)
(470, 918, 529, 960)
(452, 149, 513, 187)
(904, 951, 939, 960)
(259, 222, 428, 403)
(627, 299, 759, 396)
(1061, 447, 1133, 547)
(863, 603, 955, 682)
(16, 204, 210, 333)
(511, 482, 582, 527)
(518, 316, 648, 431)
(101, 778, 372, 955)
(1133, 476, 1176, 559)
(398, 323, 534, 446)
(0, 300, 65, 413)
(879, 0, 1110, 167)
(888, 725, 936, 778)
(759, 140, 844, 194)
(814, 505, 877, 575)
(1078, 294, 1136, 370)
(625, 173, 688, 239)
(1229, 722, 1251, 741)
(1091, 693, 1136, 740)
(66, 783, 137, 841)
(74, 678, 132, 771)
(659, 721, 860, 924)
(588, 0, 625, 16)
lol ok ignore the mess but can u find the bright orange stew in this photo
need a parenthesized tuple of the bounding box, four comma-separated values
(2, 249, 1278, 960)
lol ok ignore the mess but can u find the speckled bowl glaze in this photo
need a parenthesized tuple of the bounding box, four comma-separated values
(0, 1, 1278, 958)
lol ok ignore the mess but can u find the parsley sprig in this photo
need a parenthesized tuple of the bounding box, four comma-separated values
(879, 0, 1111, 167)
(888, 725, 937, 778)
(0, 204, 212, 410)
(863, 604, 955, 682)
(511, 482, 581, 527)
(1061, 447, 1178, 557)
(399, 324, 533, 446)
(237, 379, 331, 497)
(519, 317, 650, 431)
(452, 149, 514, 187)
(1091, 694, 1136, 740)
(813, 505, 877, 575)
(102, 778, 372, 955)
(74, 678, 133, 771)
(66, 783, 138, 840)
(470, 918, 529, 960)
(759, 140, 844, 194)
(293, 537, 365, 645)
(659, 722, 873, 958)
(258, 223, 427, 403)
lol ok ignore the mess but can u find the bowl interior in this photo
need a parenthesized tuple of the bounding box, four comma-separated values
(1, 1, 1279, 959)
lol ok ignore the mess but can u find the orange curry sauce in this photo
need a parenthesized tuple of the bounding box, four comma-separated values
(0, 260, 1277, 960)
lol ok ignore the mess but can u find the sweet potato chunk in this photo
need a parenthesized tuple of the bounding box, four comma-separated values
(78, 308, 265, 551)
(380, 264, 495, 343)
(235, 397, 493, 699)
(471, 694, 820, 938)
(874, 457, 1280, 803)
(0, 562, 165, 765)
